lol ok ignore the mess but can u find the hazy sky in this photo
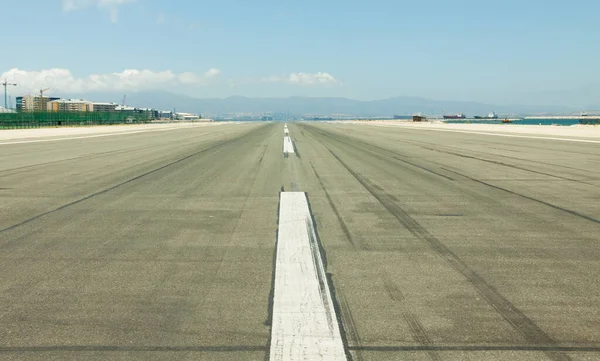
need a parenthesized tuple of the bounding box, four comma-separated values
(2, 0, 599, 107)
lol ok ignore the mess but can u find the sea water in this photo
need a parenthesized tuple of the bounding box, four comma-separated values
(442, 118, 599, 126)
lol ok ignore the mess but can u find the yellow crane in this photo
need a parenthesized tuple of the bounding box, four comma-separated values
(39, 88, 50, 111)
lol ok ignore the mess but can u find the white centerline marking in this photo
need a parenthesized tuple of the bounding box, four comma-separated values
(283, 136, 295, 154)
(271, 192, 347, 361)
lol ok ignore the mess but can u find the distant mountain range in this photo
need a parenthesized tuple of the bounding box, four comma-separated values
(66, 91, 595, 117)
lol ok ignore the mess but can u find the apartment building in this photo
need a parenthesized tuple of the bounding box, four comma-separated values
(47, 99, 93, 112)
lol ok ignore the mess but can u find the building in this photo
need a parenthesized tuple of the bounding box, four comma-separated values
(47, 99, 93, 112)
(159, 110, 174, 120)
(115, 106, 158, 120)
(91, 102, 118, 112)
(16, 95, 60, 112)
(174, 112, 201, 120)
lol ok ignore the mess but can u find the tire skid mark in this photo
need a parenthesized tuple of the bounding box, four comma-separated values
(0, 345, 268, 352)
(331, 131, 595, 186)
(0, 129, 232, 176)
(327, 128, 600, 180)
(0, 145, 151, 176)
(464, 144, 600, 174)
(309, 161, 369, 251)
(306, 125, 455, 182)
(381, 271, 441, 361)
(307, 122, 600, 226)
(258, 145, 268, 164)
(381, 271, 404, 302)
(200, 127, 270, 360)
(422, 144, 591, 182)
(338, 288, 365, 361)
(442, 167, 600, 226)
(391, 129, 600, 157)
(0, 125, 269, 236)
(405, 140, 600, 187)
(305, 194, 354, 360)
(327, 148, 572, 361)
(301, 124, 572, 361)
(347, 345, 600, 352)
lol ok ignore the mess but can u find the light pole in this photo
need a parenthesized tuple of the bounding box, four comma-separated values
(2, 79, 17, 110)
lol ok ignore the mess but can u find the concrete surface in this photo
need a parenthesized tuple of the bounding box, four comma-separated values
(347, 120, 600, 140)
(1, 122, 599, 360)
(0, 122, 222, 142)
(270, 192, 346, 360)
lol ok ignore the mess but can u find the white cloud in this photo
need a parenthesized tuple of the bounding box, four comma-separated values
(0, 68, 221, 94)
(265, 72, 338, 86)
(205, 68, 221, 78)
(61, 0, 136, 22)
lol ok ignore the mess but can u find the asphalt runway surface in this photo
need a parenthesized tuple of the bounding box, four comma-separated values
(1, 122, 599, 360)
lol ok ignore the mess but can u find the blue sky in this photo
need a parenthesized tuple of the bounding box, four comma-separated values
(1, 0, 599, 107)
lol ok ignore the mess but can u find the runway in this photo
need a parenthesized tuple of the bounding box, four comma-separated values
(1, 122, 599, 360)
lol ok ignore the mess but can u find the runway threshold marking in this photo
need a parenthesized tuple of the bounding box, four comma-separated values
(270, 192, 347, 361)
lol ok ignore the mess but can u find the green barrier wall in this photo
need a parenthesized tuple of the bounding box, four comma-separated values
(0, 111, 156, 129)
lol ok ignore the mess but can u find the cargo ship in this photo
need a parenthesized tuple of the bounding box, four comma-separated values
(474, 112, 498, 119)
(443, 112, 466, 119)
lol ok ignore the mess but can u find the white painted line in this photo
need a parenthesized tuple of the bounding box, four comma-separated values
(271, 192, 347, 361)
(0, 124, 216, 146)
(283, 136, 295, 154)
(367, 124, 600, 144)
(412, 128, 600, 144)
(284, 128, 290, 135)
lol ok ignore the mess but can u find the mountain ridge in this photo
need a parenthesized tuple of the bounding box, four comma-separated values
(63, 91, 590, 116)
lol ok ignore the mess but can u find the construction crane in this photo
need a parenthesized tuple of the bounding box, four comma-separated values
(39, 88, 50, 112)
(2, 79, 17, 110)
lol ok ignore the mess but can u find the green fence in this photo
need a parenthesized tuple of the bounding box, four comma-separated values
(0, 111, 156, 129)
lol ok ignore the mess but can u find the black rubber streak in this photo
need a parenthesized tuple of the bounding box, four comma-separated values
(305, 194, 354, 361)
(0, 346, 267, 352)
(415, 142, 599, 187)
(309, 161, 369, 251)
(0, 125, 269, 236)
(337, 289, 365, 361)
(307, 127, 456, 182)
(264, 191, 282, 361)
(2, 344, 598, 353)
(348, 345, 600, 352)
(381, 271, 441, 361)
(301, 124, 573, 361)
(442, 167, 600, 226)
